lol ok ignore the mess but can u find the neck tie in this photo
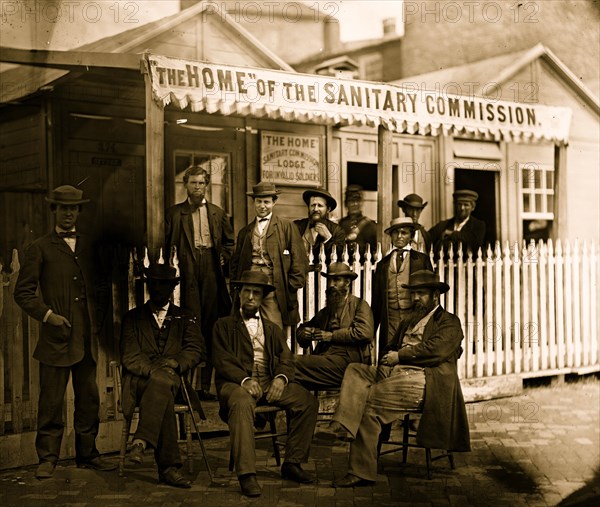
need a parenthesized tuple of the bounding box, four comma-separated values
(58, 231, 77, 238)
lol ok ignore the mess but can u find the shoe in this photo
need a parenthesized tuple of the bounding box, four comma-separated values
(158, 467, 191, 489)
(197, 390, 217, 402)
(128, 443, 145, 465)
(35, 461, 56, 479)
(332, 473, 374, 488)
(281, 462, 314, 484)
(77, 456, 117, 472)
(239, 474, 261, 497)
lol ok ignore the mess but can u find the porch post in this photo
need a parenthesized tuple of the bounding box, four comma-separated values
(144, 68, 165, 257)
(377, 125, 393, 253)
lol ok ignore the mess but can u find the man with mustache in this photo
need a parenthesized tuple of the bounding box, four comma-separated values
(166, 165, 234, 401)
(295, 262, 374, 390)
(294, 188, 345, 264)
(330, 270, 470, 487)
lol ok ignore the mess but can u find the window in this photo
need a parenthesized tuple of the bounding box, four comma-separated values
(520, 163, 554, 241)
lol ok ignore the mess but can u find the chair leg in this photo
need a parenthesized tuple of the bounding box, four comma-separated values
(425, 448, 432, 480)
(402, 414, 410, 464)
(185, 413, 194, 474)
(267, 413, 281, 467)
(119, 418, 132, 477)
(228, 450, 234, 472)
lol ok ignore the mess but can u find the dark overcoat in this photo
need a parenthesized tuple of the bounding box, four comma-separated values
(230, 215, 308, 326)
(119, 303, 205, 419)
(387, 306, 471, 452)
(293, 217, 346, 263)
(428, 216, 486, 258)
(14, 231, 109, 367)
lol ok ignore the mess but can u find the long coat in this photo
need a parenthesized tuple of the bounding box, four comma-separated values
(165, 200, 233, 317)
(428, 215, 486, 258)
(14, 231, 109, 367)
(212, 313, 294, 422)
(119, 303, 205, 419)
(386, 306, 471, 452)
(293, 217, 346, 264)
(230, 215, 308, 326)
(371, 249, 433, 348)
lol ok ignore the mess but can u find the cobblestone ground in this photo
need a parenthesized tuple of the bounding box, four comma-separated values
(1, 379, 598, 507)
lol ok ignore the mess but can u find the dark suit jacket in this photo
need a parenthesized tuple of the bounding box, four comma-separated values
(293, 217, 346, 264)
(14, 230, 109, 367)
(339, 213, 378, 260)
(297, 294, 374, 365)
(428, 216, 486, 259)
(386, 306, 470, 452)
(120, 302, 205, 418)
(212, 313, 295, 421)
(165, 200, 233, 316)
(371, 249, 433, 347)
(230, 215, 308, 326)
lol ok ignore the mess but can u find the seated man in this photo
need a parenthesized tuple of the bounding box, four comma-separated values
(212, 270, 318, 498)
(120, 263, 205, 488)
(295, 262, 374, 390)
(330, 270, 471, 487)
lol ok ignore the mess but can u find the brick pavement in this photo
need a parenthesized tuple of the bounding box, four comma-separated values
(0, 379, 598, 507)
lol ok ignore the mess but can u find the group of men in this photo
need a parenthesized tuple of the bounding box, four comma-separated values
(14, 171, 473, 497)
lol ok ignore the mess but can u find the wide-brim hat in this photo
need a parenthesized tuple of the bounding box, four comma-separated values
(45, 185, 90, 205)
(402, 270, 450, 293)
(143, 263, 180, 283)
(453, 189, 479, 202)
(302, 188, 337, 211)
(246, 181, 280, 198)
(384, 217, 417, 235)
(232, 270, 276, 294)
(398, 193, 427, 209)
(320, 262, 358, 280)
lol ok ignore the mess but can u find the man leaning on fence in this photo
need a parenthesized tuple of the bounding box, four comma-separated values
(330, 270, 470, 487)
(120, 263, 205, 488)
(13, 185, 115, 479)
(295, 262, 374, 390)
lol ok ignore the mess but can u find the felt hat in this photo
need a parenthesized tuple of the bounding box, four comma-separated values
(320, 262, 358, 280)
(397, 193, 427, 209)
(302, 187, 337, 211)
(402, 269, 450, 293)
(45, 185, 90, 205)
(232, 270, 276, 294)
(143, 263, 180, 283)
(246, 181, 280, 198)
(453, 189, 479, 202)
(384, 217, 417, 235)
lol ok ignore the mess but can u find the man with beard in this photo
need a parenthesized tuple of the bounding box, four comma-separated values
(372, 218, 432, 358)
(397, 193, 430, 254)
(428, 189, 486, 259)
(295, 262, 374, 390)
(330, 270, 471, 487)
(165, 165, 234, 401)
(339, 185, 377, 261)
(294, 188, 345, 264)
(213, 271, 318, 497)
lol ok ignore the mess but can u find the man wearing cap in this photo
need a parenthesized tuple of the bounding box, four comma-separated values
(428, 189, 486, 259)
(294, 187, 345, 264)
(120, 263, 205, 488)
(331, 270, 470, 487)
(230, 182, 308, 330)
(213, 270, 318, 497)
(398, 193, 430, 254)
(14, 185, 115, 478)
(372, 218, 433, 356)
(165, 165, 234, 401)
(339, 185, 377, 261)
(295, 262, 374, 390)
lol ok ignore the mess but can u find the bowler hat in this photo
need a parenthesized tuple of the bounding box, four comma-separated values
(397, 193, 427, 209)
(402, 270, 450, 293)
(143, 263, 180, 283)
(320, 262, 358, 280)
(303, 188, 337, 211)
(453, 189, 478, 202)
(384, 217, 417, 235)
(45, 185, 90, 205)
(246, 181, 280, 198)
(232, 270, 276, 294)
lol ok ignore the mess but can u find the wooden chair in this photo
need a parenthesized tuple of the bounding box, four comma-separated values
(110, 360, 196, 476)
(378, 410, 455, 480)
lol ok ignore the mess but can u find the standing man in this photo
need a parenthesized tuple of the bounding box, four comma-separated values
(331, 270, 470, 487)
(372, 218, 433, 356)
(14, 185, 115, 478)
(120, 263, 205, 488)
(230, 181, 308, 330)
(397, 193, 430, 254)
(213, 271, 318, 497)
(295, 262, 374, 390)
(339, 185, 377, 261)
(294, 188, 345, 264)
(165, 165, 234, 401)
(428, 189, 486, 259)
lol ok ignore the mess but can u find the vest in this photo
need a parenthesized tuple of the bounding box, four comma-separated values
(387, 250, 412, 310)
(251, 223, 272, 268)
